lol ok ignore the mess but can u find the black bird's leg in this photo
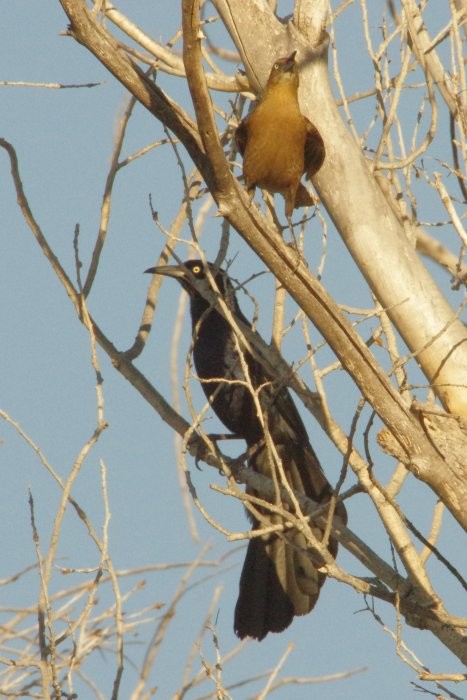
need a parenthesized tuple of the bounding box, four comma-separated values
(192, 431, 243, 470)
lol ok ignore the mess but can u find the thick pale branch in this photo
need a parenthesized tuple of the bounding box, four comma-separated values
(214, 0, 467, 421)
(57, 0, 467, 523)
(179, 4, 467, 528)
(58, 0, 440, 503)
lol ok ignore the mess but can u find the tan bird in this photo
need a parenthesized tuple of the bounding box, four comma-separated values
(235, 51, 325, 221)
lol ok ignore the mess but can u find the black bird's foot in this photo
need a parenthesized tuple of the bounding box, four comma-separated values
(192, 431, 242, 470)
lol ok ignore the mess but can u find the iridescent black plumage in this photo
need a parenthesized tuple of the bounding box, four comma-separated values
(146, 260, 345, 640)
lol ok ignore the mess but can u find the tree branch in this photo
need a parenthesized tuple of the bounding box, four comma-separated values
(214, 0, 467, 417)
(179, 2, 467, 528)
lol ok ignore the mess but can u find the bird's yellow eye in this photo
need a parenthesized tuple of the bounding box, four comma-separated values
(192, 265, 201, 275)
(273, 63, 279, 70)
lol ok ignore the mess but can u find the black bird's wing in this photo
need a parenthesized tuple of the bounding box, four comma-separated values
(233, 372, 342, 640)
(195, 316, 344, 640)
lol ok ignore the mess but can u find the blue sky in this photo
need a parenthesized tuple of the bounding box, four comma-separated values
(2, 2, 465, 699)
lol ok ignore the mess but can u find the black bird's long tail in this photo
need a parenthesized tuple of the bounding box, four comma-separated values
(234, 438, 343, 641)
(234, 529, 327, 640)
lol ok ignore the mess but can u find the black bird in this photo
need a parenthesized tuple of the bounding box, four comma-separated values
(146, 259, 345, 640)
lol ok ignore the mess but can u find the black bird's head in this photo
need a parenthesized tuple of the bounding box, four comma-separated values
(145, 258, 240, 307)
(266, 51, 299, 91)
(145, 259, 243, 326)
(145, 259, 229, 296)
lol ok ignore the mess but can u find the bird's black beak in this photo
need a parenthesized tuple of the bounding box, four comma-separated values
(281, 51, 297, 73)
(144, 264, 186, 280)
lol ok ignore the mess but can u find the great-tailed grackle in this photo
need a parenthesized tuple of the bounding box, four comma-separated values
(146, 260, 345, 640)
(235, 51, 325, 221)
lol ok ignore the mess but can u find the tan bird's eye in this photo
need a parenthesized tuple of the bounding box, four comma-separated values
(273, 63, 279, 70)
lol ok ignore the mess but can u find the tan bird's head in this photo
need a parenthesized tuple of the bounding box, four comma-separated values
(266, 51, 299, 91)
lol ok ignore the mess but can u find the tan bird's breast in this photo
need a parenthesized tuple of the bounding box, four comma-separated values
(242, 96, 307, 193)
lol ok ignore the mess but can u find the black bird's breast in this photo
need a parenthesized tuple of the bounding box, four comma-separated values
(190, 303, 264, 445)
